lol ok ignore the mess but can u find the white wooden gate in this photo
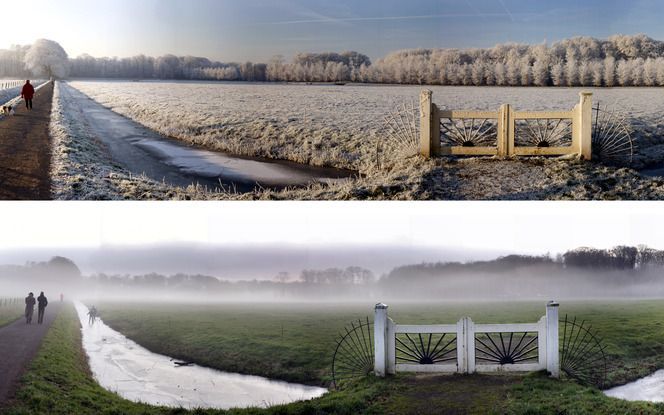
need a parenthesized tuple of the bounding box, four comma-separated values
(374, 302, 559, 377)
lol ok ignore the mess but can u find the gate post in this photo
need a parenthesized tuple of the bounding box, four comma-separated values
(498, 104, 511, 157)
(456, 317, 467, 373)
(420, 90, 433, 158)
(546, 301, 560, 378)
(577, 92, 593, 160)
(466, 317, 476, 374)
(374, 303, 388, 377)
(387, 318, 396, 375)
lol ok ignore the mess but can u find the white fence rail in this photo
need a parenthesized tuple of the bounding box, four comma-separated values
(0, 80, 23, 90)
(374, 302, 560, 378)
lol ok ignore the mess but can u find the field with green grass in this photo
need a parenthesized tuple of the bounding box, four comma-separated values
(97, 300, 664, 387)
(0, 297, 23, 327)
(6, 300, 664, 414)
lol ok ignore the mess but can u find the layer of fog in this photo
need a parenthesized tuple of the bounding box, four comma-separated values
(0, 243, 506, 280)
(3, 246, 664, 304)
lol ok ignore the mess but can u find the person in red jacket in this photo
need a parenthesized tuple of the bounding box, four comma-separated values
(21, 80, 35, 110)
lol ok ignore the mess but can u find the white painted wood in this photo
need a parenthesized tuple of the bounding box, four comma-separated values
(387, 318, 396, 375)
(428, 90, 592, 159)
(419, 90, 433, 158)
(475, 363, 543, 373)
(374, 303, 388, 377)
(498, 104, 510, 157)
(546, 301, 560, 378)
(439, 110, 499, 119)
(457, 317, 467, 373)
(473, 323, 541, 333)
(432, 105, 441, 156)
(395, 324, 458, 334)
(466, 317, 476, 374)
(538, 316, 548, 370)
(397, 364, 458, 373)
(512, 111, 574, 120)
(388, 303, 557, 377)
(439, 147, 498, 156)
(579, 92, 593, 160)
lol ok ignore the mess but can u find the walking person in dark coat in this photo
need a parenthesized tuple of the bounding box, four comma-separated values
(21, 80, 35, 110)
(25, 292, 36, 324)
(37, 292, 48, 324)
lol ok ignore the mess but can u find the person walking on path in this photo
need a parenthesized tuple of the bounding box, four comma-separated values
(37, 292, 48, 324)
(24, 293, 35, 324)
(20, 80, 35, 110)
(88, 306, 98, 325)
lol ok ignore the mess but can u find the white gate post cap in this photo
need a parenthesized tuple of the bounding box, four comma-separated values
(375, 303, 388, 310)
(547, 301, 559, 307)
(580, 91, 593, 97)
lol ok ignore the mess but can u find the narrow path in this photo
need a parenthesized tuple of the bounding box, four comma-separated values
(0, 302, 61, 404)
(0, 82, 53, 200)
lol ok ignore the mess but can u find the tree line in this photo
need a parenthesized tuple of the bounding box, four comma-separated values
(5, 35, 664, 86)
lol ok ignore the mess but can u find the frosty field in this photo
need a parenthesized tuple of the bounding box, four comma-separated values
(57, 80, 664, 200)
(67, 81, 664, 168)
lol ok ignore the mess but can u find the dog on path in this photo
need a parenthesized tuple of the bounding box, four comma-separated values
(1, 105, 15, 116)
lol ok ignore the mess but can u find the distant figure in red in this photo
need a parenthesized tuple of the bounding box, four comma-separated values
(21, 80, 35, 110)
(37, 292, 48, 324)
(25, 292, 36, 324)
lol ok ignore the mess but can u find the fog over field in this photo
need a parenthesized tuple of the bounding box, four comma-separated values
(0, 243, 503, 279)
(3, 203, 664, 302)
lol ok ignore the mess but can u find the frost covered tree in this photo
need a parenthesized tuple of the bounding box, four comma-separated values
(550, 63, 565, 86)
(617, 60, 632, 86)
(23, 39, 69, 78)
(603, 56, 616, 87)
(589, 61, 603, 86)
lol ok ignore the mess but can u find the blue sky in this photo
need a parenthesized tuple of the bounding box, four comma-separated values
(3, 0, 664, 62)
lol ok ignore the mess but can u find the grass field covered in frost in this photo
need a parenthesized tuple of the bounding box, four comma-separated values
(67, 80, 664, 169)
(57, 80, 664, 200)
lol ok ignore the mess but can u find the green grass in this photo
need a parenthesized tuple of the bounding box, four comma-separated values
(3, 304, 386, 415)
(0, 298, 24, 327)
(98, 300, 664, 387)
(6, 301, 664, 414)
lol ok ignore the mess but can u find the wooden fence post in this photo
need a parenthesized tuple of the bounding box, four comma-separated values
(546, 301, 560, 378)
(498, 104, 511, 157)
(578, 92, 593, 160)
(420, 90, 433, 158)
(374, 303, 388, 377)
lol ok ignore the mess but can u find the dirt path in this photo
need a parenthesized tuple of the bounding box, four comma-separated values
(0, 302, 61, 405)
(0, 82, 53, 200)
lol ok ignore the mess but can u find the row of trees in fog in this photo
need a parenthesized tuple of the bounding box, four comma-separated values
(4, 245, 664, 300)
(6, 35, 664, 86)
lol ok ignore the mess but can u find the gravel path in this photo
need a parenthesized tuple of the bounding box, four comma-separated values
(0, 302, 61, 405)
(0, 82, 53, 200)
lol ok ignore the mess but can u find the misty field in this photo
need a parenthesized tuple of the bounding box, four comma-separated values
(0, 297, 23, 327)
(7, 301, 664, 414)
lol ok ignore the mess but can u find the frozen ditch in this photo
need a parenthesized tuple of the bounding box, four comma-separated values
(61, 83, 353, 192)
(604, 370, 664, 403)
(73, 302, 327, 409)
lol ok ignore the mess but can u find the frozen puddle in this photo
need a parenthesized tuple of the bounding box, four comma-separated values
(62, 83, 353, 192)
(74, 303, 327, 409)
(604, 370, 664, 402)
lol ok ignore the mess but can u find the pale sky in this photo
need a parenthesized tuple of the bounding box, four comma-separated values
(0, 202, 660, 277)
(0, 202, 660, 253)
(2, 0, 664, 62)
